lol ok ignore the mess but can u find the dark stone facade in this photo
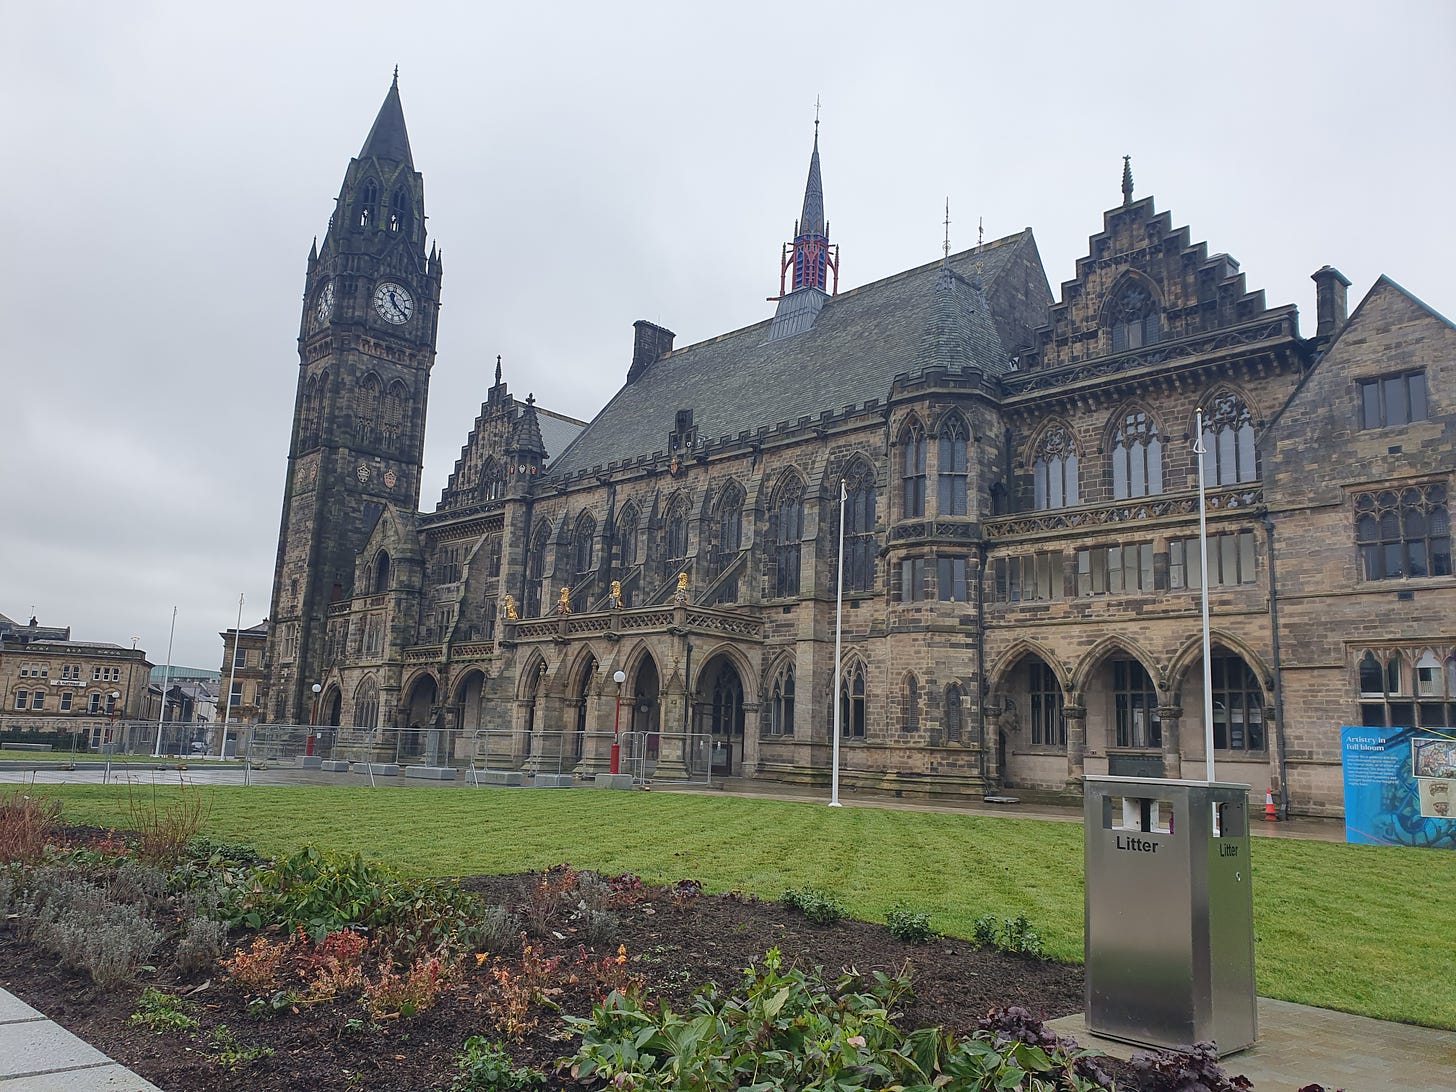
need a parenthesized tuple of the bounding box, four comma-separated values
(262, 84, 1454, 816)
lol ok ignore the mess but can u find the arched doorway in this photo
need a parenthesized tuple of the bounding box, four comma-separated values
(702, 657, 745, 776)
(455, 670, 487, 732)
(631, 656, 661, 762)
(568, 655, 597, 763)
(403, 675, 437, 759)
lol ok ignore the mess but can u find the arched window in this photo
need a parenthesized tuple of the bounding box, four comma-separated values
(900, 420, 927, 518)
(301, 375, 320, 449)
(902, 673, 920, 731)
(1033, 426, 1079, 509)
(842, 461, 878, 593)
(1029, 660, 1065, 747)
(839, 661, 867, 738)
(1109, 282, 1160, 352)
(480, 458, 503, 502)
(1210, 654, 1265, 751)
(615, 504, 639, 571)
(1112, 411, 1163, 499)
(357, 179, 378, 229)
(525, 523, 549, 617)
(1200, 393, 1257, 486)
(769, 662, 795, 736)
(1112, 659, 1160, 748)
(1355, 484, 1451, 581)
(773, 475, 804, 598)
(358, 374, 381, 445)
(388, 189, 411, 234)
(382, 380, 406, 442)
(353, 678, 379, 729)
(572, 512, 596, 585)
(711, 483, 744, 580)
(937, 416, 968, 516)
(372, 550, 391, 594)
(944, 683, 963, 742)
(665, 501, 689, 569)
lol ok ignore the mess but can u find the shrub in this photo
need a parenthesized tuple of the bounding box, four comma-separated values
(521, 864, 578, 936)
(569, 904, 619, 948)
(972, 914, 1000, 948)
(218, 845, 479, 955)
(1130, 1040, 1254, 1092)
(110, 858, 170, 908)
(22, 873, 160, 987)
(222, 935, 294, 992)
(299, 928, 368, 1000)
(175, 916, 230, 977)
(780, 885, 846, 925)
(977, 1005, 1113, 1088)
(458, 904, 521, 956)
(362, 956, 448, 1019)
(128, 782, 208, 866)
(450, 1036, 547, 1091)
(1001, 913, 1045, 957)
(886, 904, 937, 944)
(130, 987, 199, 1033)
(0, 789, 62, 864)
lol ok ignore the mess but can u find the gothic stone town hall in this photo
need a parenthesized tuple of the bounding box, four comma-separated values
(263, 79, 1454, 818)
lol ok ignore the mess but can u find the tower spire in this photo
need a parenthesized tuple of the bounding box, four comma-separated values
(359, 72, 414, 169)
(1122, 154, 1134, 206)
(942, 198, 951, 265)
(775, 112, 839, 299)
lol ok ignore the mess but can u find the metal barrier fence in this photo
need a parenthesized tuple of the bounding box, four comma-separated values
(465, 727, 716, 787)
(0, 718, 209, 758)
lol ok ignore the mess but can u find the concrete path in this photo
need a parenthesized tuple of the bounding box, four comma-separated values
(0, 988, 160, 1090)
(1050, 997, 1456, 1091)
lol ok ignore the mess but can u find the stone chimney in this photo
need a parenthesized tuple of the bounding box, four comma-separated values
(628, 320, 675, 384)
(1311, 265, 1352, 340)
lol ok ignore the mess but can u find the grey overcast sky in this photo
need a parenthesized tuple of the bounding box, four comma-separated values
(2, 1, 1452, 671)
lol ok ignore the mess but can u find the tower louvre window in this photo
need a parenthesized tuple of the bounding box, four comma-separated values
(389, 189, 411, 234)
(357, 179, 378, 228)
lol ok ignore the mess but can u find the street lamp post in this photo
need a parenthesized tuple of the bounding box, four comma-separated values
(103, 690, 120, 784)
(307, 682, 322, 756)
(610, 669, 627, 774)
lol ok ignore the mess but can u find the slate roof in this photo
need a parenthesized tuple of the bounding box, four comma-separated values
(536, 407, 588, 462)
(547, 233, 1038, 480)
(359, 75, 413, 169)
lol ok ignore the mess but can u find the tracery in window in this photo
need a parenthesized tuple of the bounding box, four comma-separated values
(1111, 410, 1163, 499)
(1200, 393, 1257, 486)
(937, 416, 968, 516)
(840, 460, 878, 593)
(1355, 484, 1451, 580)
(768, 662, 795, 736)
(772, 474, 804, 598)
(572, 512, 596, 586)
(838, 660, 867, 738)
(1032, 426, 1079, 510)
(900, 419, 927, 518)
(1109, 283, 1160, 352)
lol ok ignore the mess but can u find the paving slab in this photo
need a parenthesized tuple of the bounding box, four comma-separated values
(1049, 996, 1456, 1091)
(0, 990, 162, 1090)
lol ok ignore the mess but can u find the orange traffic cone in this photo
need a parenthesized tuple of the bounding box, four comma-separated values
(1263, 787, 1278, 822)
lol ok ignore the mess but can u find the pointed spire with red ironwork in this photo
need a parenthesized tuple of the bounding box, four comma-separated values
(775, 106, 839, 299)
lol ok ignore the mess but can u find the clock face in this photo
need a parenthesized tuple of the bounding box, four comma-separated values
(314, 282, 335, 326)
(373, 281, 414, 324)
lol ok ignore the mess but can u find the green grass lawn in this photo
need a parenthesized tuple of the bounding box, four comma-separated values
(36, 783, 1456, 1029)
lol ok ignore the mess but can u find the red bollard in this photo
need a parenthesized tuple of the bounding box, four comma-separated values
(305, 733, 315, 757)
(609, 740, 620, 774)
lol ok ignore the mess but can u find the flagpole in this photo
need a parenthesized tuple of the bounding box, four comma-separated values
(219, 593, 243, 763)
(1194, 411, 1215, 783)
(830, 478, 846, 807)
(153, 606, 177, 758)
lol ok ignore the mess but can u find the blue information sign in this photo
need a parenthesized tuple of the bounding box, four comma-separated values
(1341, 725, 1456, 848)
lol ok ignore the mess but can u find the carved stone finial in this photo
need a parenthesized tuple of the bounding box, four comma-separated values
(503, 594, 518, 621)
(556, 587, 571, 615)
(1121, 155, 1134, 207)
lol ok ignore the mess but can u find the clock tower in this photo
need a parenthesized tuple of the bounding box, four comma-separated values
(264, 73, 443, 723)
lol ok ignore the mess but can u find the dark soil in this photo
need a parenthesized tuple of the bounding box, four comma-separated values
(0, 866, 1095, 1091)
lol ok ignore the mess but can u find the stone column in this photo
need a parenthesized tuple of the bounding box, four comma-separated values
(1158, 704, 1183, 779)
(739, 701, 760, 777)
(982, 708, 1002, 785)
(575, 685, 617, 776)
(1063, 704, 1087, 787)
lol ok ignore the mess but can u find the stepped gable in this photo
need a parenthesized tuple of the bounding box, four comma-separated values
(1018, 189, 1287, 376)
(547, 231, 1046, 479)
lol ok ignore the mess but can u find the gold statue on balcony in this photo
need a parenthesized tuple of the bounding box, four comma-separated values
(609, 580, 622, 609)
(674, 570, 689, 605)
(557, 587, 572, 615)
(504, 594, 518, 621)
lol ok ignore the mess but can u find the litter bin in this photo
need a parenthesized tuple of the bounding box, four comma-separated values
(1083, 776, 1256, 1054)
